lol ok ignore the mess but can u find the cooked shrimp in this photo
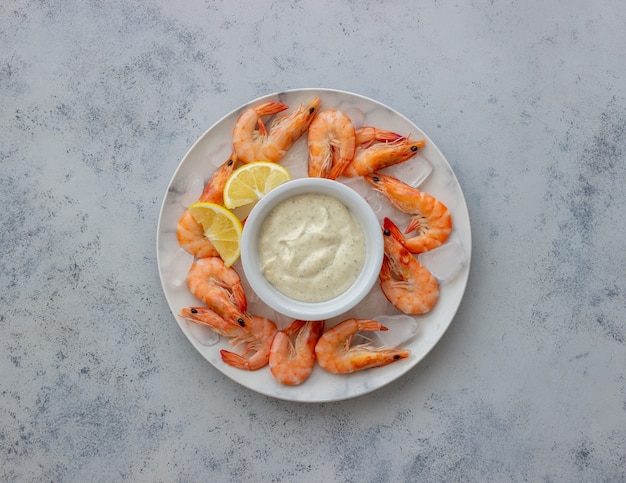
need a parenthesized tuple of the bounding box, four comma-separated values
(269, 320, 325, 385)
(342, 127, 425, 177)
(314, 318, 410, 374)
(380, 217, 439, 314)
(186, 257, 247, 322)
(220, 315, 278, 371)
(180, 306, 248, 340)
(365, 172, 452, 253)
(232, 101, 288, 164)
(177, 153, 238, 258)
(232, 98, 320, 164)
(307, 110, 356, 179)
(181, 306, 277, 371)
(177, 213, 219, 258)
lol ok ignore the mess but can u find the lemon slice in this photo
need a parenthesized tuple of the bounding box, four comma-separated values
(223, 161, 291, 209)
(187, 202, 243, 267)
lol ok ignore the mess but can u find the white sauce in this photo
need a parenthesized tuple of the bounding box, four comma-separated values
(258, 193, 366, 302)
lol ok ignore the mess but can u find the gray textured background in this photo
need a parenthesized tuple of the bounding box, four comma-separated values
(2, 1, 625, 481)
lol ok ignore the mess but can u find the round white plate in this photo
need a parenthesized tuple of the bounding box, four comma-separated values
(157, 88, 471, 402)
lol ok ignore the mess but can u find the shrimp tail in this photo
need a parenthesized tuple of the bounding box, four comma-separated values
(220, 349, 269, 371)
(254, 102, 289, 117)
(283, 319, 307, 336)
(355, 319, 388, 332)
(327, 155, 353, 180)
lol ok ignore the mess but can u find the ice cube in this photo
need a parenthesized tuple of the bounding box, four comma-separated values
(353, 314, 419, 348)
(361, 188, 387, 215)
(238, 265, 261, 304)
(186, 321, 220, 346)
(342, 176, 371, 198)
(180, 176, 205, 208)
(418, 240, 467, 282)
(279, 138, 308, 178)
(165, 248, 194, 287)
(375, 314, 420, 346)
(363, 189, 414, 228)
(348, 286, 390, 319)
(389, 156, 433, 187)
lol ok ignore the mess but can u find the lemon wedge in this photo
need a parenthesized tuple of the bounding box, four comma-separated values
(223, 161, 291, 209)
(187, 202, 243, 267)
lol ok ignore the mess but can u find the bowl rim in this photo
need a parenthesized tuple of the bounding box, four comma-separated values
(240, 177, 384, 320)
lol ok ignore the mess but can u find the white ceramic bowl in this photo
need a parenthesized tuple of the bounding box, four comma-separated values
(241, 177, 384, 321)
